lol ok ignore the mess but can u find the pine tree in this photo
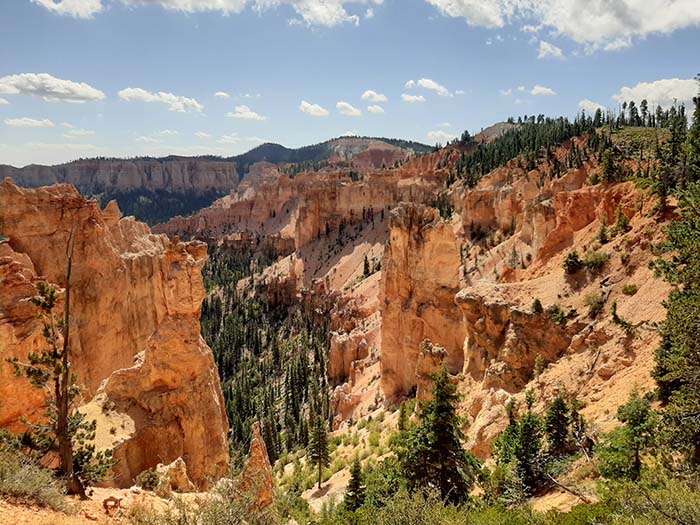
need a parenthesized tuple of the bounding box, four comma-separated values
(600, 148, 617, 183)
(687, 75, 700, 178)
(344, 457, 365, 511)
(397, 401, 408, 433)
(308, 414, 330, 489)
(363, 255, 370, 277)
(653, 181, 700, 466)
(8, 268, 114, 497)
(398, 366, 481, 504)
(545, 396, 570, 455)
(598, 391, 656, 481)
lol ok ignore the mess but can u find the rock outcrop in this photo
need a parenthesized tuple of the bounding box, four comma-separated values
(379, 203, 466, 400)
(240, 422, 275, 510)
(457, 287, 583, 393)
(0, 158, 239, 195)
(0, 179, 229, 489)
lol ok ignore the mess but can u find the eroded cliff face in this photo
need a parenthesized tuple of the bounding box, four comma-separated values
(0, 158, 239, 195)
(155, 165, 441, 259)
(379, 203, 466, 400)
(374, 137, 670, 458)
(0, 179, 229, 489)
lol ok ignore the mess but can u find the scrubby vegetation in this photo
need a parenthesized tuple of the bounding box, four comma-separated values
(0, 448, 68, 511)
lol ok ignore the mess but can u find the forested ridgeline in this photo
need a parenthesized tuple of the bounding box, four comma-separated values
(445, 100, 691, 189)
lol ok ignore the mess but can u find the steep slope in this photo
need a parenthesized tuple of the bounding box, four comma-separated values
(0, 179, 229, 489)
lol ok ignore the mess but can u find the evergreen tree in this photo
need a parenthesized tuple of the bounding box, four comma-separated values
(397, 401, 409, 433)
(653, 181, 700, 466)
(398, 366, 480, 504)
(363, 255, 370, 277)
(600, 148, 617, 183)
(344, 457, 366, 512)
(545, 395, 570, 455)
(8, 274, 114, 497)
(598, 392, 656, 481)
(309, 414, 330, 489)
(687, 75, 700, 178)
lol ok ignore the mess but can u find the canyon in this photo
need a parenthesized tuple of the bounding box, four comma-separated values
(0, 126, 673, 511)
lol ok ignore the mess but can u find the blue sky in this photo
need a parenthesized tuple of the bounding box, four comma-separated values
(1, 0, 699, 167)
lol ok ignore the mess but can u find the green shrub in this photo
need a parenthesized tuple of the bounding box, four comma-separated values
(612, 205, 631, 236)
(583, 251, 610, 271)
(0, 449, 68, 511)
(135, 468, 161, 491)
(622, 284, 638, 296)
(563, 251, 583, 274)
(532, 298, 544, 314)
(585, 293, 605, 318)
(549, 304, 567, 325)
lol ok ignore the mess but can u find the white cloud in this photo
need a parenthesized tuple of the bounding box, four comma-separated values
(214, 91, 231, 99)
(427, 130, 456, 143)
(612, 78, 698, 107)
(0, 98, 8, 105)
(299, 100, 329, 117)
(361, 89, 387, 103)
(438, 122, 451, 128)
(500, 88, 513, 96)
(253, 0, 381, 27)
(424, 0, 700, 51)
(226, 104, 268, 120)
(135, 135, 162, 143)
(531, 85, 557, 96)
(118, 87, 203, 112)
(217, 133, 242, 145)
(402, 93, 426, 104)
(406, 78, 452, 97)
(418, 78, 451, 96)
(158, 129, 179, 135)
(195, 131, 212, 138)
(538, 40, 564, 59)
(63, 127, 95, 138)
(578, 99, 606, 114)
(38, 0, 386, 27)
(367, 104, 385, 114)
(455, 89, 465, 96)
(517, 85, 525, 92)
(4, 117, 54, 128)
(0, 73, 105, 103)
(215, 133, 265, 145)
(342, 130, 358, 136)
(336, 101, 362, 117)
(32, 0, 103, 18)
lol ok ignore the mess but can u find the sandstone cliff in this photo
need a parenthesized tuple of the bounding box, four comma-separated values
(0, 179, 229, 489)
(0, 158, 239, 195)
(379, 203, 466, 400)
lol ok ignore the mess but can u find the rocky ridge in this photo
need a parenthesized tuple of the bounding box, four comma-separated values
(0, 179, 229, 489)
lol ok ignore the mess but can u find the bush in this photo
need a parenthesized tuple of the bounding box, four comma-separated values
(622, 284, 638, 296)
(136, 468, 161, 491)
(563, 251, 583, 274)
(0, 449, 68, 512)
(583, 251, 610, 271)
(585, 293, 605, 318)
(128, 480, 275, 525)
(549, 304, 568, 325)
(532, 298, 544, 314)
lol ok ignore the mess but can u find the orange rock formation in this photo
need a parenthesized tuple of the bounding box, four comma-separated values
(0, 179, 229, 489)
